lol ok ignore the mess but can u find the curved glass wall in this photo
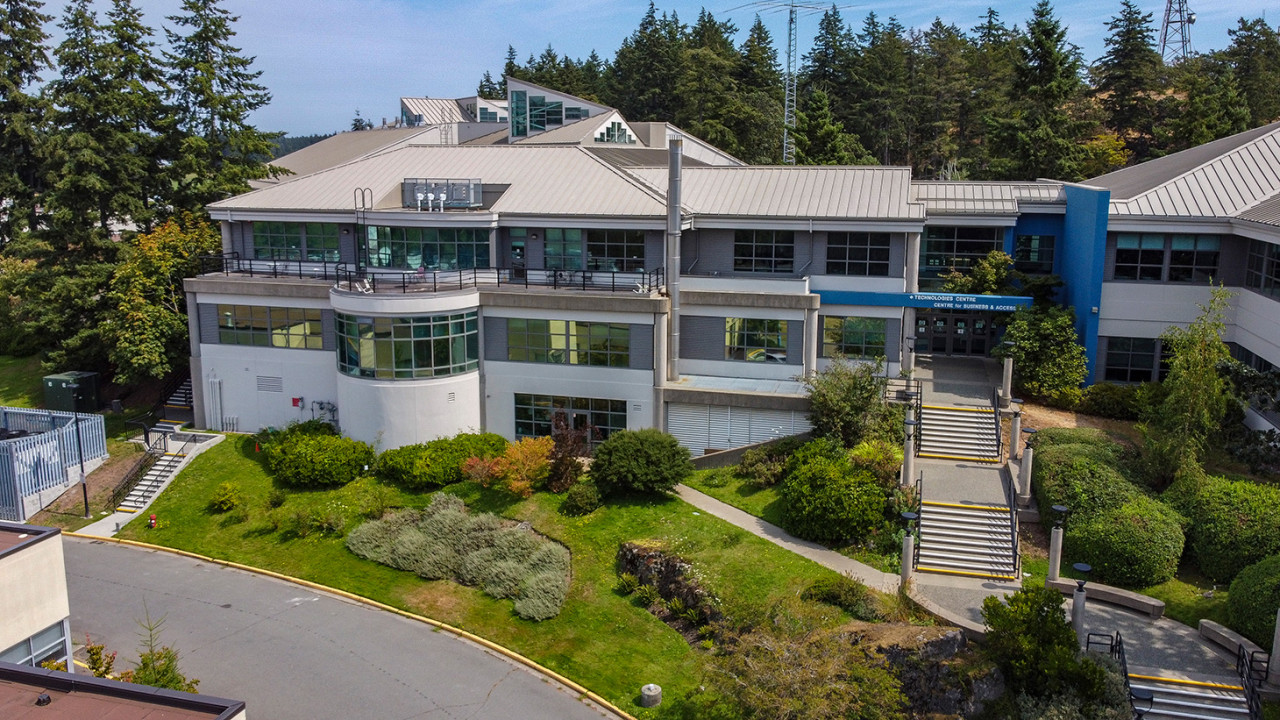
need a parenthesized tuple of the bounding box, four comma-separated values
(337, 311, 479, 379)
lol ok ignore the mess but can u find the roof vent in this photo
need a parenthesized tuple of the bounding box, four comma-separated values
(402, 178, 483, 210)
(35, 693, 52, 706)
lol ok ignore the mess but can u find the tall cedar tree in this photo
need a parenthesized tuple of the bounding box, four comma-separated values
(0, 0, 52, 245)
(1225, 18, 1280, 126)
(963, 9, 1017, 178)
(792, 89, 872, 165)
(607, 3, 685, 122)
(1156, 55, 1250, 152)
(1094, 0, 1163, 162)
(852, 14, 912, 165)
(164, 0, 280, 211)
(916, 20, 970, 178)
(800, 6, 855, 121)
(676, 10, 740, 152)
(734, 16, 784, 164)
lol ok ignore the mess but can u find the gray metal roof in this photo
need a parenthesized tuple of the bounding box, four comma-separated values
(910, 181, 1064, 215)
(626, 165, 922, 220)
(1236, 193, 1280, 228)
(585, 147, 712, 168)
(511, 114, 616, 145)
(259, 127, 434, 186)
(400, 97, 470, 125)
(211, 145, 669, 218)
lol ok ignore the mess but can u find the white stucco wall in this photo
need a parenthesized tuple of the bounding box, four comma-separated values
(199, 345, 338, 433)
(336, 372, 482, 451)
(0, 535, 69, 652)
(1230, 289, 1280, 367)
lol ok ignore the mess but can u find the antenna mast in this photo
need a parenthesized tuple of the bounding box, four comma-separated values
(1159, 0, 1195, 63)
(782, 2, 798, 164)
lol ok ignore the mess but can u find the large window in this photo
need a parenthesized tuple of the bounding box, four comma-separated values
(734, 230, 794, 273)
(543, 228, 584, 269)
(511, 90, 527, 137)
(1168, 235, 1220, 282)
(1014, 234, 1055, 274)
(826, 232, 890, 276)
(587, 229, 645, 272)
(514, 394, 627, 443)
(0, 622, 68, 669)
(507, 319, 630, 367)
(363, 226, 490, 270)
(252, 222, 339, 262)
(217, 305, 324, 349)
(725, 318, 788, 362)
(1104, 337, 1158, 383)
(1246, 238, 1280, 299)
(921, 226, 1002, 287)
(821, 316, 887, 359)
(336, 311, 478, 379)
(1113, 233, 1221, 282)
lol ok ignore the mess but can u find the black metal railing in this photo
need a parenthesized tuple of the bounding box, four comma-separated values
(1008, 497, 1020, 577)
(912, 471, 923, 571)
(108, 433, 165, 511)
(990, 386, 1004, 461)
(332, 264, 666, 295)
(1237, 644, 1264, 720)
(1087, 631, 1132, 699)
(199, 251, 342, 280)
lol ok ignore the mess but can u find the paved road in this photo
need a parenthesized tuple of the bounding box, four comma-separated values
(64, 538, 614, 720)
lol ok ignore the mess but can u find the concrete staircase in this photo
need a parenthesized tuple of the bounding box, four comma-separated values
(159, 378, 194, 432)
(1127, 673, 1249, 720)
(918, 405, 1000, 462)
(916, 501, 1018, 580)
(116, 449, 187, 513)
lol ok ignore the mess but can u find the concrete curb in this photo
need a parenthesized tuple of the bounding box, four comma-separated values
(64, 532, 635, 720)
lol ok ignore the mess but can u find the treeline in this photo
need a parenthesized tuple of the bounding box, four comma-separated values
(484, 0, 1280, 178)
(0, 0, 278, 383)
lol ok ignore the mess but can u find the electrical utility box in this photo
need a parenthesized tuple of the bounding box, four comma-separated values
(42, 371, 100, 413)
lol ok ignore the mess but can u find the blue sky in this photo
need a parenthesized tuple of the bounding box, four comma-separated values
(52, 0, 1274, 136)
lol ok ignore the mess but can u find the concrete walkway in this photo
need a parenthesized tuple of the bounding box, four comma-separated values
(915, 355, 1003, 407)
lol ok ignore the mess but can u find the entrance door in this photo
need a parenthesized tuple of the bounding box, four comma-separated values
(915, 310, 995, 356)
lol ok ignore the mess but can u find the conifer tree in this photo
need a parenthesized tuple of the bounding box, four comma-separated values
(476, 70, 501, 99)
(164, 0, 279, 211)
(607, 3, 685, 121)
(1094, 0, 1162, 162)
(851, 14, 912, 165)
(963, 9, 1017, 178)
(676, 10, 740, 151)
(578, 51, 607, 101)
(1225, 18, 1280, 126)
(734, 16, 784, 164)
(916, 19, 971, 178)
(793, 89, 872, 165)
(0, 0, 52, 244)
(1156, 56, 1250, 152)
(800, 7, 854, 120)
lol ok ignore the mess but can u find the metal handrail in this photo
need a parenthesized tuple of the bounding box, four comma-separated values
(1236, 646, 1270, 684)
(332, 264, 666, 295)
(200, 251, 341, 280)
(991, 386, 1004, 461)
(912, 471, 923, 571)
(1009, 499, 1020, 577)
(107, 434, 165, 511)
(1237, 644, 1263, 720)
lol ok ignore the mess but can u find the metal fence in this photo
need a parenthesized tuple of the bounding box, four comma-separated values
(0, 407, 108, 522)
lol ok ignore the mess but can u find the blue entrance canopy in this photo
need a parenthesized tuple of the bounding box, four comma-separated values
(815, 290, 1033, 312)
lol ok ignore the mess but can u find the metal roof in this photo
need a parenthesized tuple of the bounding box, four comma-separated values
(1236, 193, 1280, 228)
(210, 145, 670, 218)
(262, 127, 434, 184)
(626, 165, 923, 221)
(586, 147, 711, 168)
(400, 97, 470, 125)
(910, 181, 1064, 215)
(511, 114, 616, 145)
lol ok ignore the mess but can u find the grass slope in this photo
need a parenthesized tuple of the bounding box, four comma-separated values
(119, 435, 845, 711)
(0, 355, 45, 408)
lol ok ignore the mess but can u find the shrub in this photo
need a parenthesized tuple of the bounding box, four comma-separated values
(780, 455, 885, 544)
(803, 356, 903, 447)
(560, 480, 601, 516)
(615, 572, 640, 595)
(265, 488, 287, 509)
(281, 506, 319, 537)
(783, 437, 848, 480)
(513, 571, 569, 621)
(525, 543, 571, 576)
(1079, 382, 1146, 420)
(801, 574, 879, 621)
(208, 482, 242, 513)
(1033, 444, 1137, 519)
(376, 433, 508, 490)
(591, 429, 693, 496)
(847, 439, 904, 491)
(982, 585, 1108, 699)
(633, 584, 661, 607)
(1062, 496, 1184, 587)
(997, 305, 1088, 409)
(546, 410, 591, 492)
(494, 436, 553, 497)
(1168, 473, 1280, 581)
(1227, 555, 1280, 646)
(738, 436, 807, 488)
(1027, 428, 1122, 456)
(265, 434, 374, 487)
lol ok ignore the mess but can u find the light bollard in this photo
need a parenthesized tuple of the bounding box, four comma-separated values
(1017, 444, 1034, 506)
(901, 511, 918, 586)
(1001, 355, 1014, 406)
(1047, 526, 1063, 582)
(1009, 404, 1022, 460)
(1070, 564, 1091, 649)
(901, 419, 917, 488)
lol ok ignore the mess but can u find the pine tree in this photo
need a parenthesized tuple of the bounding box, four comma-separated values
(0, 0, 52, 244)
(916, 19, 971, 178)
(1225, 18, 1280, 126)
(800, 7, 854, 121)
(164, 0, 280, 211)
(962, 9, 1017, 178)
(476, 70, 501, 99)
(793, 89, 873, 165)
(606, 3, 685, 121)
(676, 10, 740, 151)
(1156, 55, 1250, 152)
(734, 16, 784, 164)
(498, 45, 519, 94)
(1093, 0, 1162, 162)
(851, 14, 911, 165)
(578, 50, 607, 101)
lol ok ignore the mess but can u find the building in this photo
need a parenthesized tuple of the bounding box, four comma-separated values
(0, 524, 72, 672)
(0, 661, 247, 719)
(186, 81, 1280, 452)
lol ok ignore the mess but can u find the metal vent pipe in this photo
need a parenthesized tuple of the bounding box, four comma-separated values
(667, 137, 682, 382)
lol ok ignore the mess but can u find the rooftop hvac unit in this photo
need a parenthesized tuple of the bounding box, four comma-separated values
(401, 178, 483, 210)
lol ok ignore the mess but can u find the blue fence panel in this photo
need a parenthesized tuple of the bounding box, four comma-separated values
(0, 407, 109, 521)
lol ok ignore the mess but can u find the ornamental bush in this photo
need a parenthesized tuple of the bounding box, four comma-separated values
(801, 573, 880, 621)
(1227, 555, 1280, 646)
(997, 305, 1088, 409)
(1166, 472, 1280, 582)
(1079, 382, 1148, 421)
(559, 480, 601, 516)
(1027, 428, 1123, 457)
(591, 429, 692, 496)
(1062, 495, 1184, 587)
(375, 432, 508, 490)
(847, 438, 904, 491)
(780, 455, 885, 544)
(265, 433, 374, 487)
(1032, 444, 1137, 519)
(738, 436, 807, 488)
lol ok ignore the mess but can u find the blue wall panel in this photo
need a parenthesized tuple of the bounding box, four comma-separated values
(1060, 185, 1111, 381)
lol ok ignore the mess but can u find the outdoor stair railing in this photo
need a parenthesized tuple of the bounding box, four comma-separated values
(1237, 644, 1265, 720)
(108, 433, 165, 511)
(990, 386, 1004, 460)
(1087, 631, 1133, 708)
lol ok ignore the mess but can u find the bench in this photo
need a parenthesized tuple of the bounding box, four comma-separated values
(1046, 578, 1165, 619)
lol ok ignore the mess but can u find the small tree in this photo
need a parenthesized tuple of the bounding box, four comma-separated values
(495, 436, 552, 498)
(997, 304, 1088, 408)
(118, 612, 199, 693)
(941, 250, 1018, 296)
(981, 585, 1105, 699)
(591, 429, 692, 496)
(546, 410, 591, 493)
(803, 356, 902, 448)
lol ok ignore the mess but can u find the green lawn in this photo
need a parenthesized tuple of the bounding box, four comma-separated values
(0, 354, 45, 407)
(119, 436, 850, 713)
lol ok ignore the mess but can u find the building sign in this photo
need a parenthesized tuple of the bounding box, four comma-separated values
(815, 290, 1032, 312)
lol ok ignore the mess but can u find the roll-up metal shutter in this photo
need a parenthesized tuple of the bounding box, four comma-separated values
(666, 403, 710, 454)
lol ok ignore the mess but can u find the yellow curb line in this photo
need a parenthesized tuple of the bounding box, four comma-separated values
(72, 658, 117, 680)
(918, 453, 1001, 463)
(66, 532, 635, 720)
(921, 405, 994, 413)
(916, 566, 1018, 581)
(922, 501, 1010, 512)
(1128, 673, 1244, 691)
(115, 507, 137, 514)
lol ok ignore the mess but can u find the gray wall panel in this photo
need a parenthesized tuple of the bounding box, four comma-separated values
(197, 303, 219, 344)
(1219, 235, 1248, 286)
(645, 231, 664, 271)
(680, 316, 725, 360)
(484, 317, 508, 361)
(339, 224, 359, 265)
(629, 324, 654, 370)
(888, 233, 907, 279)
(785, 319, 804, 364)
(321, 310, 337, 352)
(885, 317, 902, 363)
(1104, 234, 1118, 281)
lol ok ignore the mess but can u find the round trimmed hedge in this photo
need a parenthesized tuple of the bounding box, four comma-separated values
(1168, 473, 1280, 582)
(265, 433, 374, 487)
(1033, 443, 1137, 519)
(1227, 555, 1280, 647)
(1027, 427, 1123, 457)
(779, 455, 884, 544)
(1062, 495, 1184, 586)
(591, 429, 693, 496)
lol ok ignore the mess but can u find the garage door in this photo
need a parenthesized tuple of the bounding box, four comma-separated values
(666, 403, 812, 454)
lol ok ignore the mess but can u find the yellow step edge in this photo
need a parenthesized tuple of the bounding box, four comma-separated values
(1128, 674, 1243, 691)
(115, 507, 137, 513)
(916, 566, 1018, 581)
(923, 500, 1011, 512)
(921, 405, 995, 413)
(162, 452, 187, 457)
(918, 452, 1002, 463)
(163, 404, 192, 409)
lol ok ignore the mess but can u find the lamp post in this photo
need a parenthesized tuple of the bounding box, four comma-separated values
(1017, 428, 1037, 506)
(1071, 562, 1092, 647)
(1130, 686, 1154, 719)
(901, 511, 918, 585)
(68, 381, 88, 519)
(904, 335, 917, 375)
(1048, 504, 1069, 582)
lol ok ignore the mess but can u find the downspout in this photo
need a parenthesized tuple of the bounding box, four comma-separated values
(667, 137, 683, 383)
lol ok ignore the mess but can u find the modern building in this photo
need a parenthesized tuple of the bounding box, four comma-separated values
(187, 81, 1280, 452)
(0, 660, 247, 719)
(0, 524, 72, 672)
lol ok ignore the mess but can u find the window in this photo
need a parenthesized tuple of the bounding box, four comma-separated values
(1, 622, 67, 669)
(1113, 234, 1165, 280)
(821, 316, 887, 359)
(725, 318, 788, 362)
(1246, 239, 1280, 300)
(1014, 235, 1055, 274)
(1112, 233, 1222, 282)
(826, 232, 890, 276)
(921, 226, 1002, 288)
(511, 91, 527, 137)
(564, 107, 588, 121)
(336, 311, 479, 379)
(595, 121, 634, 144)
(1167, 235, 1220, 282)
(217, 305, 324, 349)
(587, 229, 645, 272)
(363, 226, 490, 270)
(1104, 337, 1158, 383)
(543, 228, 583, 269)
(515, 394, 627, 444)
(734, 230, 795, 273)
(252, 222, 339, 262)
(507, 319, 630, 367)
